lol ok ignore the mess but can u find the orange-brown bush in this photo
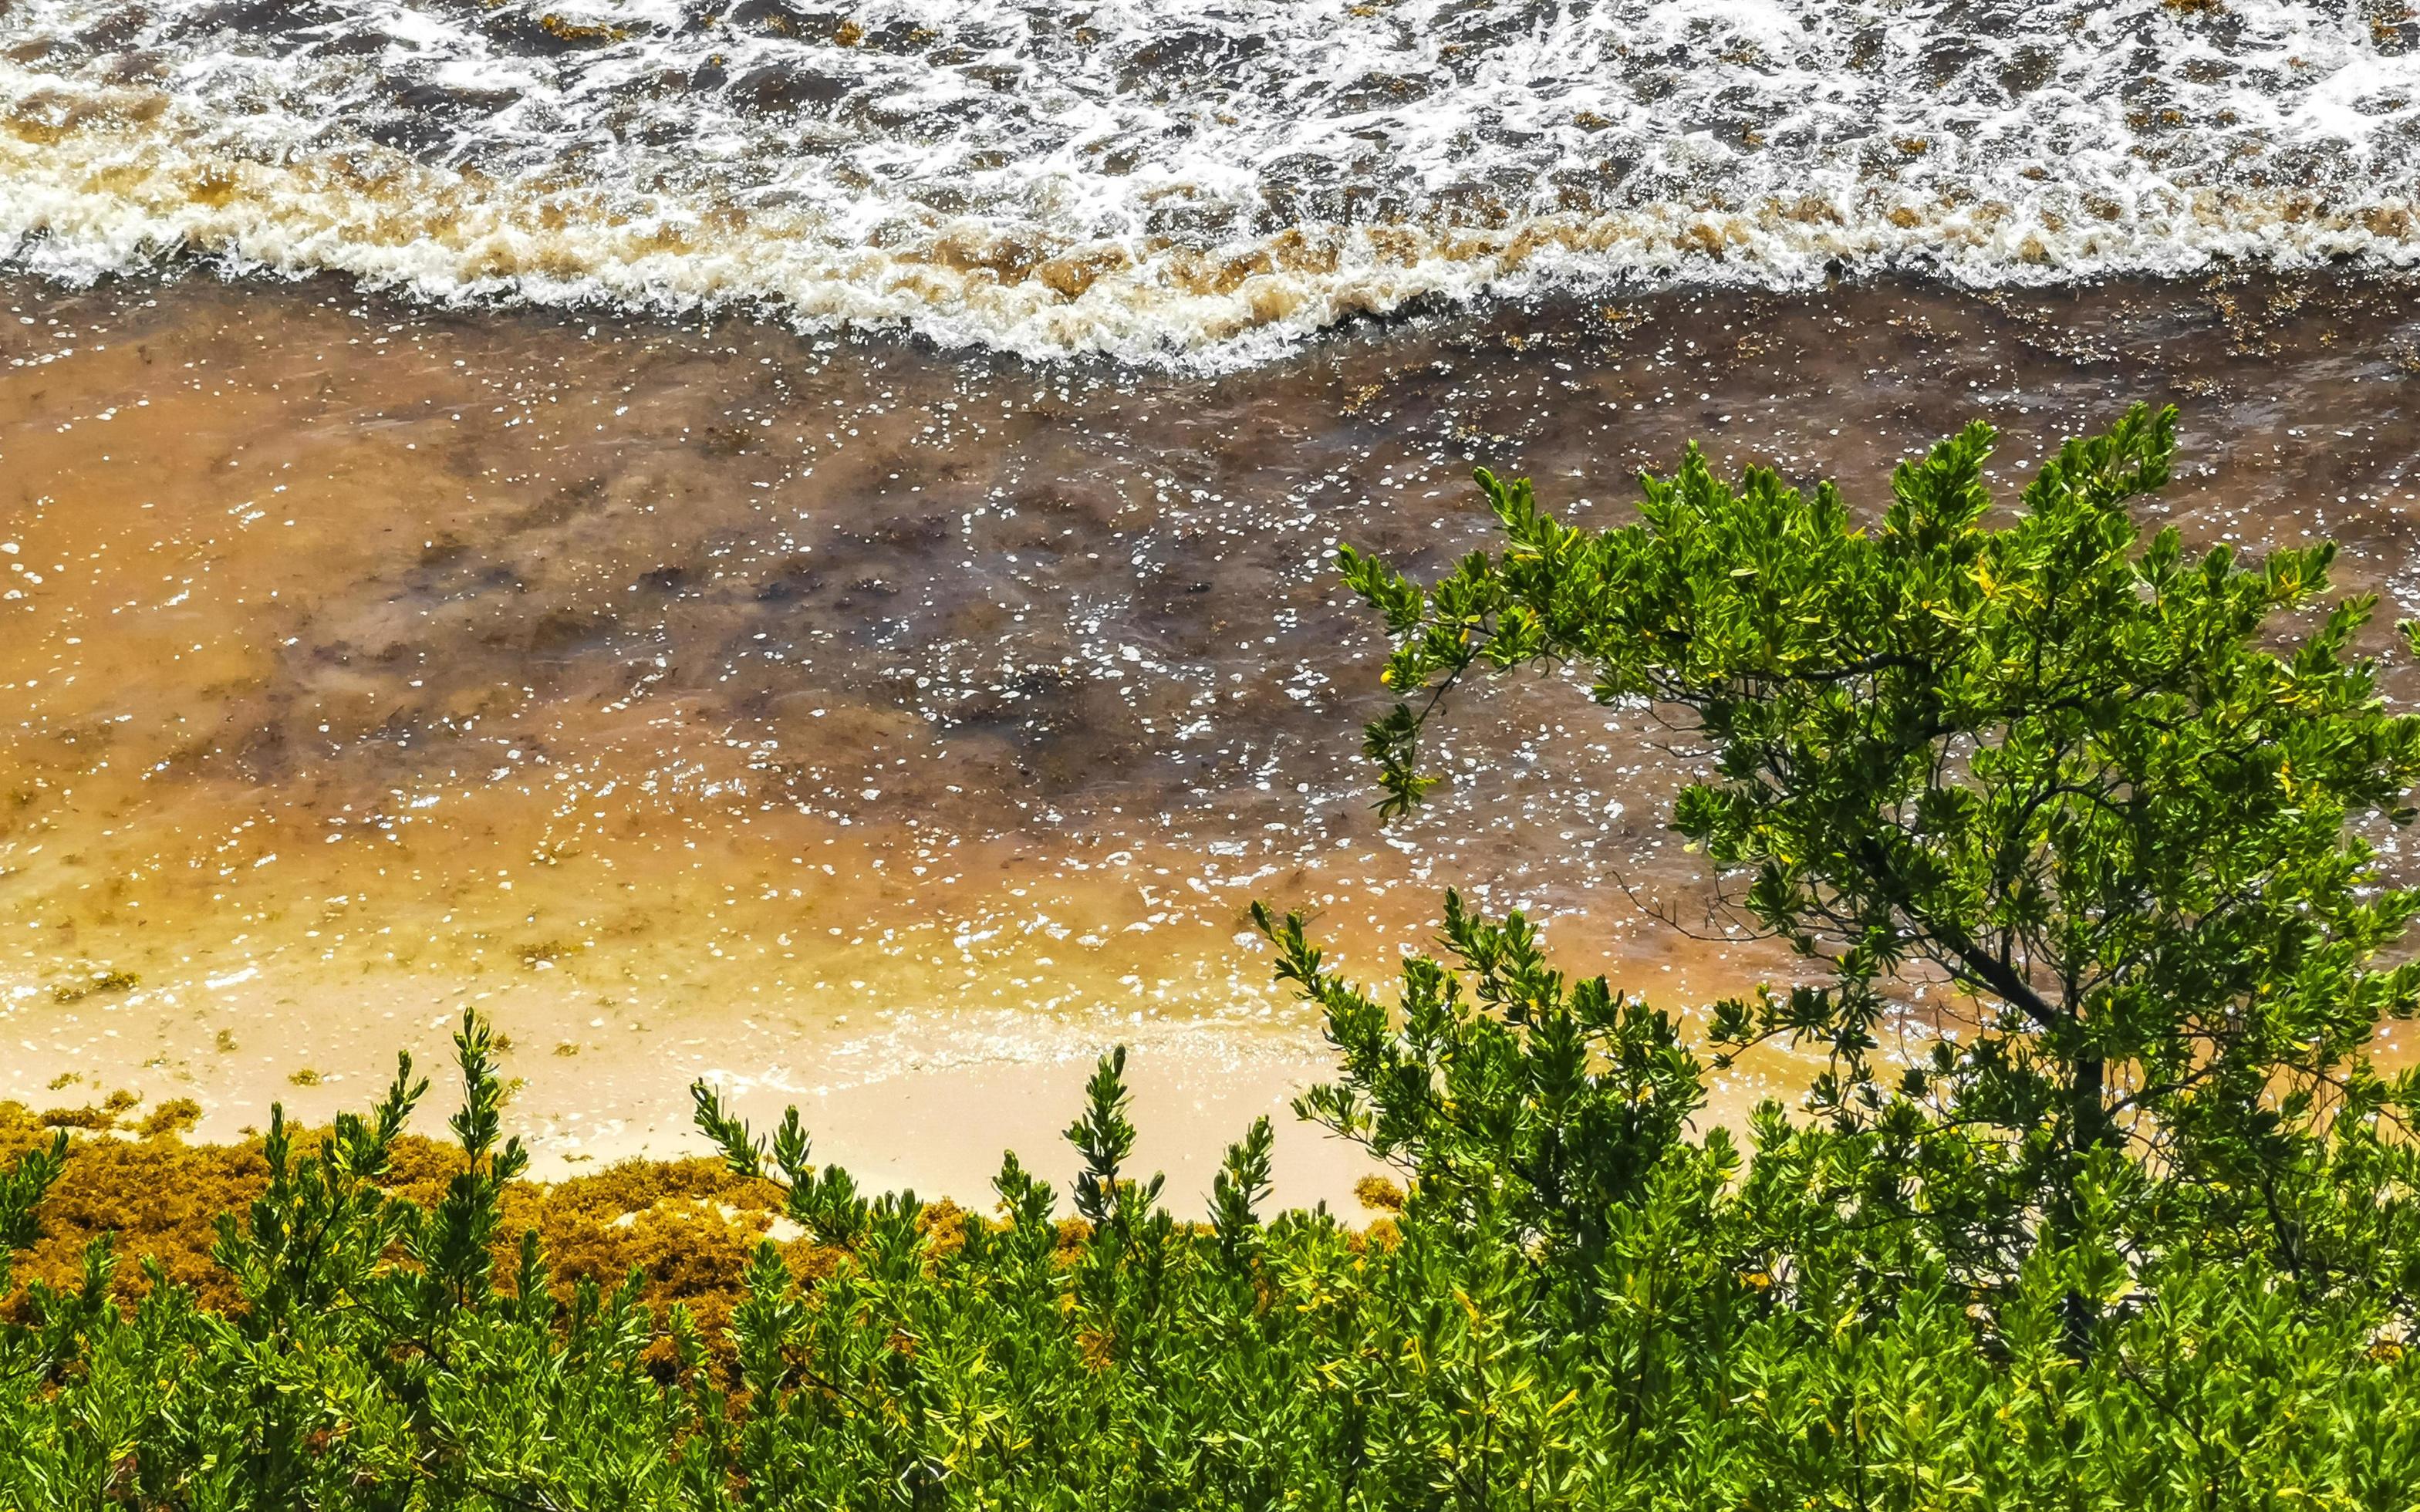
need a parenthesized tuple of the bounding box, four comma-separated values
(0, 1100, 839, 1350)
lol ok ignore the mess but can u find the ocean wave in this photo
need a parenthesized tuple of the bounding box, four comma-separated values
(2, 0, 2416, 365)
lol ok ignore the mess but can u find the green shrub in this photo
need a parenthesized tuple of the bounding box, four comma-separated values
(1344, 403, 2420, 1298)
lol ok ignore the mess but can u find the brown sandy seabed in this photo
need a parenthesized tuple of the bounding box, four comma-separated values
(5, 268, 2420, 1208)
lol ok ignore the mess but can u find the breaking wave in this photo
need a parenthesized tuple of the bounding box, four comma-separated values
(2, 0, 2417, 365)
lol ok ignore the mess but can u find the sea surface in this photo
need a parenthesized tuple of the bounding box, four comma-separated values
(4, 0, 2418, 362)
(3, 0, 2418, 1200)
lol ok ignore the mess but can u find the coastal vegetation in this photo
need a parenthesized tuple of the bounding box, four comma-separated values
(6, 406, 2420, 1507)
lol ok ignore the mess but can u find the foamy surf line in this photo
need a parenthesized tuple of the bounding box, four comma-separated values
(3, 0, 2418, 366)
(5, 120, 2418, 368)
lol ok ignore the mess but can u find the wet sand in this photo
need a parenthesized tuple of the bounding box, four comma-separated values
(6, 269, 2420, 1203)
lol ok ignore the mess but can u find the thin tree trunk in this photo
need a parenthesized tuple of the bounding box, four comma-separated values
(2060, 1055, 2109, 1359)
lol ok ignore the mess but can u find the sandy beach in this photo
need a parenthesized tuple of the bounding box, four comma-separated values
(4, 269, 2417, 1198)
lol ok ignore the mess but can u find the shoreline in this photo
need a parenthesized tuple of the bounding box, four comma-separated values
(6, 267, 2419, 1204)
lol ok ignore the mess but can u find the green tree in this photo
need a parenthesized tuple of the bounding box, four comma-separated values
(1254, 890, 1708, 1320)
(1342, 403, 2420, 1280)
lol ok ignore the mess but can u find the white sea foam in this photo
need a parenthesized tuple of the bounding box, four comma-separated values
(1, 0, 2415, 365)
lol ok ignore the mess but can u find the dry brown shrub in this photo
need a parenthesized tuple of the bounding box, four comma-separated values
(36, 1105, 118, 1132)
(1, 1104, 273, 1315)
(139, 1099, 203, 1140)
(1352, 1217, 1402, 1253)
(1353, 1175, 1406, 1212)
(0, 1109, 836, 1362)
(1055, 1217, 1093, 1257)
(0, 1108, 784, 1335)
(2, 1112, 1378, 1364)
